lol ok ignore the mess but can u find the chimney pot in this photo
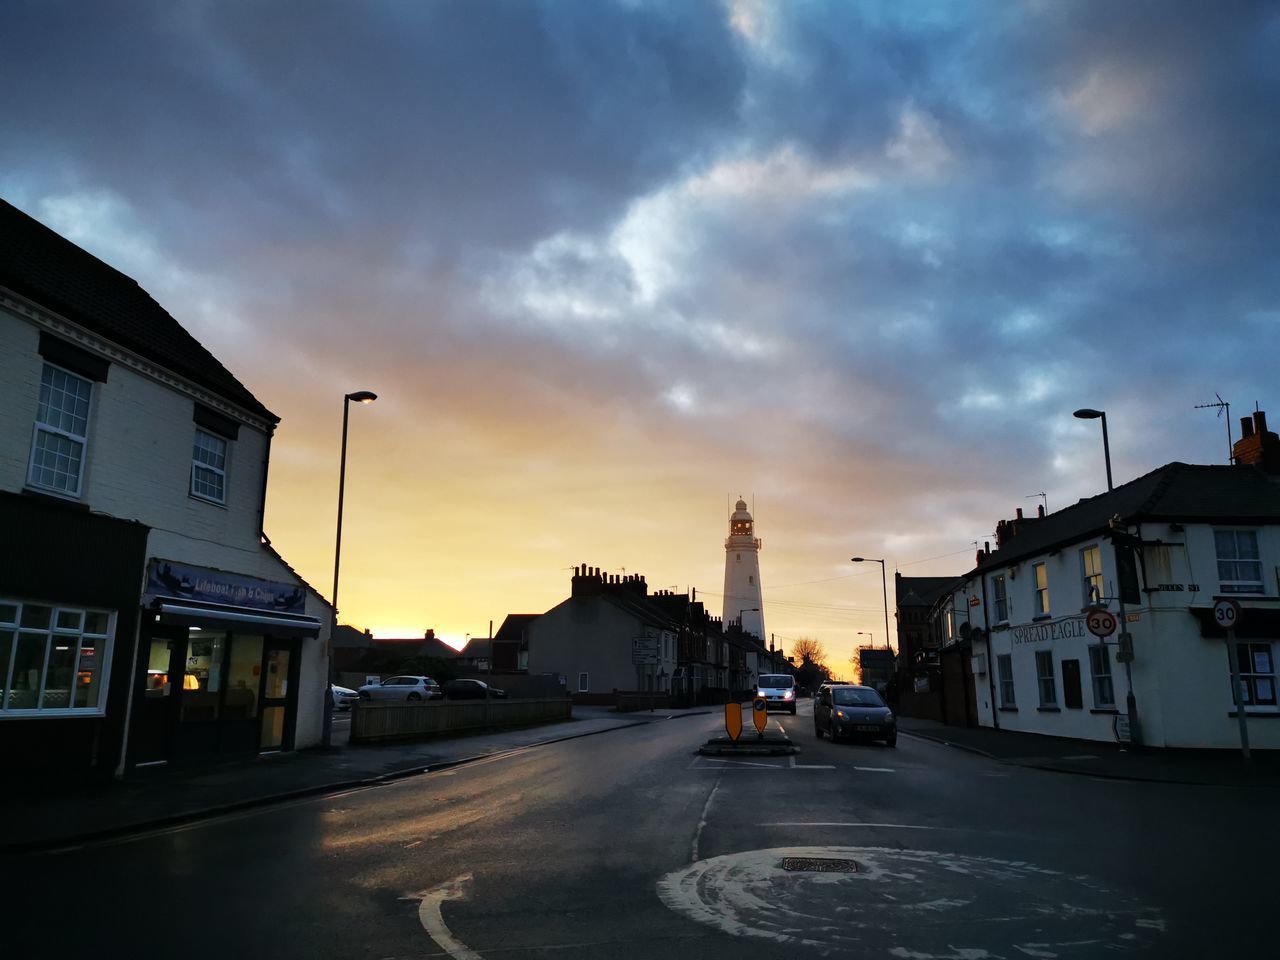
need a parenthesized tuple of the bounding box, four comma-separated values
(1037, 505, 1045, 518)
(1241, 416, 1255, 439)
(1256, 411, 1269, 435)
(1015, 507, 1024, 520)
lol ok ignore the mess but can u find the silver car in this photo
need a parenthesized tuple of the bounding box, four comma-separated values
(357, 675, 442, 702)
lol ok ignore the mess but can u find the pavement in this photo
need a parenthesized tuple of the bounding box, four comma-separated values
(897, 714, 1280, 786)
(0, 704, 712, 854)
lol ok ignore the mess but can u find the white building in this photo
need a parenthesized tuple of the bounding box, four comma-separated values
(722, 498, 766, 684)
(0, 198, 330, 779)
(936, 422, 1280, 749)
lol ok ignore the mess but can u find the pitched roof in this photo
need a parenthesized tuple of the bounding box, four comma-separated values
(896, 575, 958, 607)
(494, 614, 540, 643)
(977, 462, 1280, 575)
(0, 198, 276, 422)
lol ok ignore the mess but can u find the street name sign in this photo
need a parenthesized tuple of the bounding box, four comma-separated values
(631, 636, 660, 664)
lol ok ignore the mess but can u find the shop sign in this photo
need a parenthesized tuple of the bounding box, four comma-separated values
(147, 559, 305, 614)
(1011, 615, 1087, 646)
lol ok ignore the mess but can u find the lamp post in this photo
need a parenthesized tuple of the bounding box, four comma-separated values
(1073, 408, 1113, 492)
(1076, 407, 1139, 746)
(851, 557, 892, 653)
(322, 390, 377, 749)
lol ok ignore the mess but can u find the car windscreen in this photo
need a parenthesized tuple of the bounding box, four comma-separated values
(759, 675, 794, 688)
(832, 688, 885, 707)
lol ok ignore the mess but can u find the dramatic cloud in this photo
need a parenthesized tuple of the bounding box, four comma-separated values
(3, 0, 1276, 652)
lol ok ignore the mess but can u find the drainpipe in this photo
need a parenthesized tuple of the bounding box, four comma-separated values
(980, 563, 998, 730)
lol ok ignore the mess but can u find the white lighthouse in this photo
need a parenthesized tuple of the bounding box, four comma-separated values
(723, 498, 765, 647)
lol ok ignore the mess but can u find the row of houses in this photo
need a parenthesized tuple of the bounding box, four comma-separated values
(895, 417, 1280, 750)
(1, 199, 332, 781)
(337, 565, 792, 705)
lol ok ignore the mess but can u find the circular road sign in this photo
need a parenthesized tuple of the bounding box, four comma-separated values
(752, 696, 768, 734)
(1213, 598, 1241, 630)
(1086, 608, 1118, 639)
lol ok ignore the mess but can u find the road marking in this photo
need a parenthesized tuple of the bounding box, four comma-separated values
(760, 822, 940, 830)
(854, 766, 895, 773)
(417, 873, 482, 960)
(788, 755, 835, 770)
(691, 775, 722, 862)
(695, 756, 785, 768)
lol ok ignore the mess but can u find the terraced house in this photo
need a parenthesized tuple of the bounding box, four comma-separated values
(932, 415, 1280, 749)
(0, 199, 330, 780)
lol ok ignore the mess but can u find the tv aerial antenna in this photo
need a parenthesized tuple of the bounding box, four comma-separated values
(1194, 394, 1233, 463)
(1024, 492, 1047, 514)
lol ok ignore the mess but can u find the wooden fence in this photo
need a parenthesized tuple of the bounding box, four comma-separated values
(350, 697, 573, 744)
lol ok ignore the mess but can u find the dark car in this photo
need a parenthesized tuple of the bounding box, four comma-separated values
(444, 678, 508, 700)
(814, 683, 896, 746)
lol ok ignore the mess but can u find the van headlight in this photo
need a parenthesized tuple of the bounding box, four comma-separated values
(784, 690, 794, 700)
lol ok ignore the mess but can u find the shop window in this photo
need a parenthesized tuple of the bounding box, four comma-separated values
(191, 429, 228, 503)
(1088, 644, 1115, 707)
(1080, 545, 1103, 605)
(1216, 530, 1263, 594)
(991, 575, 1008, 623)
(28, 363, 93, 497)
(997, 654, 1015, 707)
(0, 599, 113, 716)
(181, 633, 227, 722)
(1233, 642, 1277, 709)
(1035, 650, 1057, 707)
(1033, 562, 1050, 617)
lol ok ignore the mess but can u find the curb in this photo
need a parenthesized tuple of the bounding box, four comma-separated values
(899, 729, 998, 761)
(2, 714, 700, 856)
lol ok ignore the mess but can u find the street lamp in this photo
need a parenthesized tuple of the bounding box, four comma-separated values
(322, 390, 377, 749)
(1073, 408, 1113, 491)
(851, 557, 891, 653)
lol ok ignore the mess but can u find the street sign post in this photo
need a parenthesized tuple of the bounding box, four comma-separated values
(752, 696, 768, 737)
(724, 702, 743, 742)
(1215, 599, 1249, 762)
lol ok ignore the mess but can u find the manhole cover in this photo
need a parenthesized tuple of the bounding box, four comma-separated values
(781, 856, 857, 873)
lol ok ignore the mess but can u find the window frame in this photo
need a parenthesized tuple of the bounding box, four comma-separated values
(991, 575, 1009, 624)
(27, 362, 94, 498)
(1035, 649, 1057, 707)
(577, 672, 589, 693)
(0, 599, 116, 718)
(1080, 545, 1104, 606)
(191, 427, 229, 505)
(1215, 529, 1264, 595)
(1088, 643, 1115, 708)
(1032, 562, 1050, 617)
(997, 653, 1015, 707)
(1233, 642, 1277, 710)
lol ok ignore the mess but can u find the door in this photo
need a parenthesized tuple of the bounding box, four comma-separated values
(131, 625, 186, 765)
(259, 640, 298, 751)
(1062, 659, 1084, 709)
(219, 634, 264, 754)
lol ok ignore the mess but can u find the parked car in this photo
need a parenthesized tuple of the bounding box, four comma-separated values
(357, 676, 443, 701)
(813, 683, 896, 746)
(444, 678, 507, 700)
(331, 685, 360, 710)
(757, 674, 798, 714)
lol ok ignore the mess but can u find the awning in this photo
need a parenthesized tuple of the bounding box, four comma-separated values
(151, 598, 323, 637)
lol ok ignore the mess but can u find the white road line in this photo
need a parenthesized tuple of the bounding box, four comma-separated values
(759, 822, 940, 830)
(788, 755, 836, 770)
(691, 775, 722, 862)
(417, 873, 482, 960)
(854, 766, 896, 773)
(696, 756, 784, 768)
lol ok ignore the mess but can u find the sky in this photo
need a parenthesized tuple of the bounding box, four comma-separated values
(4, 1, 1278, 664)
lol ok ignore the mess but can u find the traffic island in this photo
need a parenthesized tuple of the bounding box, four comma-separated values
(699, 732, 798, 757)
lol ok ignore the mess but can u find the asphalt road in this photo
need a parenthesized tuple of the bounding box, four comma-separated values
(8, 701, 1275, 959)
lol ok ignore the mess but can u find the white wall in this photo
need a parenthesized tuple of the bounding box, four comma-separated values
(528, 595, 677, 694)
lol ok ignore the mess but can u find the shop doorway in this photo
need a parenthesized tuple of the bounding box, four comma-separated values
(131, 625, 187, 765)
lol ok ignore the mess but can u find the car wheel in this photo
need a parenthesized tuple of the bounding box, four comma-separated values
(407, 692, 422, 701)
(814, 722, 823, 739)
(359, 691, 371, 700)
(885, 734, 897, 748)
(790, 705, 796, 715)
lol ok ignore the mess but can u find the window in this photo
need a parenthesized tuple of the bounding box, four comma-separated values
(192, 429, 228, 503)
(1088, 644, 1114, 707)
(1233, 643, 1276, 708)
(1033, 562, 1049, 616)
(0, 600, 114, 715)
(1216, 530, 1263, 594)
(1035, 650, 1056, 706)
(578, 672, 589, 693)
(992, 575, 1008, 623)
(28, 363, 92, 496)
(1080, 545, 1103, 605)
(997, 654, 1015, 707)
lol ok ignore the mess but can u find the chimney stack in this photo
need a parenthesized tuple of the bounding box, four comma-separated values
(1015, 507, 1024, 520)
(1037, 504, 1045, 518)
(1232, 409, 1280, 473)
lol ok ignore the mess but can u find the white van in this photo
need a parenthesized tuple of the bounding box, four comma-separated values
(757, 674, 797, 714)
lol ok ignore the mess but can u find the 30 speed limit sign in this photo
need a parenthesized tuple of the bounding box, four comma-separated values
(1085, 608, 1118, 638)
(1213, 598, 1241, 630)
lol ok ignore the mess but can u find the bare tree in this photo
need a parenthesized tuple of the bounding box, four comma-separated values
(791, 637, 826, 666)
